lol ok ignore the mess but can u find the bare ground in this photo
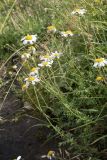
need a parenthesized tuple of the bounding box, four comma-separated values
(0, 92, 57, 160)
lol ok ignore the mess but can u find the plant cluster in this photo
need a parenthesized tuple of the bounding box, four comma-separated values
(1, 0, 107, 160)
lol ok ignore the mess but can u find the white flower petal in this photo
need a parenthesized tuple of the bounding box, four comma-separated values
(17, 156, 21, 160)
(21, 34, 37, 45)
(29, 41, 33, 44)
(32, 81, 36, 85)
(104, 60, 107, 64)
(41, 155, 47, 158)
(23, 40, 27, 45)
(93, 63, 98, 68)
(99, 62, 105, 67)
(38, 63, 43, 67)
(21, 37, 25, 41)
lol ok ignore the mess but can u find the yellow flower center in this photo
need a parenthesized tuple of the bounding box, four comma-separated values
(25, 35, 33, 40)
(96, 76, 104, 81)
(54, 53, 58, 56)
(65, 30, 73, 34)
(74, 9, 81, 12)
(22, 84, 27, 90)
(44, 54, 50, 58)
(31, 67, 37, 72)
(28, 76, 35, 81)
(43, 61, 48, 66)
(47, 26, 56, 31)
(47, 151, 55, 157)
(95, 58, 104, 63)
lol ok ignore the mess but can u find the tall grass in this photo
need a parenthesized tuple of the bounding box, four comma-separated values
(1, 0, 107, 159)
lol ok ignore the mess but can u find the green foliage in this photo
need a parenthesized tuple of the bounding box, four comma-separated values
(1, 0, 107, 159)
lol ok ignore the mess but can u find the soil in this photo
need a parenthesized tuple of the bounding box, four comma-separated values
(0, 92, 58, 160)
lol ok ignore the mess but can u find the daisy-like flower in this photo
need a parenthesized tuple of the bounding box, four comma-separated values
(39, 54, 52, 61)
(25, 75, 40, 85)
(93, 58, 107, 68)
(96, 76, 104, 81)
(41, 150, 55, 160)
(47, 25, 57, 33)
(21, 34, 37, 45)
(51, 51, 62, 59)
(60, 30, 74, 37)
(28, 46, 36, 54)
(47, 151, 55, 160)
(71, 8, 87, 15)
(29, 67, 40, 76)
(38, 60, 53, 68)
(21, 53, 31, 61)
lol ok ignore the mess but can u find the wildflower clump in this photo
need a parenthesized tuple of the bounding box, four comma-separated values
(22, 70, 40, 91)
(71, 8, 87, 15)
(38, 51, 62, 68)
(96, 76, 105, 81)
(20, 31, 63, 90)
(23, 66, 40, 89)
(47, 151, 55, 160)
(47, 25, 57, 33)
(2, 0, 107, 160)
(25, 75, 40, 85)
(39, 54, 52, 61)
(51, 51, 62, 59)
(60, 30, 74, 37)
(21, 34, 37, 45)
(38, 60, 53, 68)
(41, 150, 55, 160)
(29, 67, 40, 76)
(93, 58, 107, 68)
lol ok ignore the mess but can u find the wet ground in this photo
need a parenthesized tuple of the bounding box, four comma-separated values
(0, 92, 57, 160)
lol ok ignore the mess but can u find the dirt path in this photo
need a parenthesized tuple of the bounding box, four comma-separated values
(0, 92, 57, 160)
